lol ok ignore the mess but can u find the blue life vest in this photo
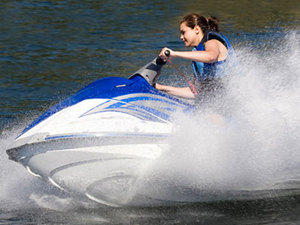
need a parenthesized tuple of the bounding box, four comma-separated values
(192, 30, 234, 81)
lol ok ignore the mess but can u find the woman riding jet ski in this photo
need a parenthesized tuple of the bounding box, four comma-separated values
(6, 13, 236, 206)
(156, 13, 234, 106)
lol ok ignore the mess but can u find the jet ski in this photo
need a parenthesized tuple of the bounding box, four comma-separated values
(6, 55, 195, 206)
(7, 53, 300, 206)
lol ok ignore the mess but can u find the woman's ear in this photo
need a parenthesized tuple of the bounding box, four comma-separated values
(194, 25, 201, 34)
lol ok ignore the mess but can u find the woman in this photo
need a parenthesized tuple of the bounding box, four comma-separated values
(155, 13, 234, 102)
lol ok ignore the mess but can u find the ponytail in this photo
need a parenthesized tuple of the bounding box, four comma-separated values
(181, 13, 220, 33)
(207, 16, 219, 32)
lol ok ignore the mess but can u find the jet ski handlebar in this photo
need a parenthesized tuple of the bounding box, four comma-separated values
(164, 50, 170, 57)
(129, 54, 168, 86)
(129, 50, 171, 86)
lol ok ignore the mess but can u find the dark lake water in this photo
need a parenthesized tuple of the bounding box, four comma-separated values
(0, 0, 299, 224)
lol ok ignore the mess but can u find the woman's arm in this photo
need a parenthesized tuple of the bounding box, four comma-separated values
(155, 83, 195, 99)
(160, 40, 220, 63)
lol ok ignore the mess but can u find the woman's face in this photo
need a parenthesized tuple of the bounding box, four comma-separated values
(180, 22, 203, 47)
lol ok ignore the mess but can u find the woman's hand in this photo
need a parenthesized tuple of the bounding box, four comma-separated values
(154, 83, 163, 90)
(159, 47, 175, 61)
(154, 83, 195, 99)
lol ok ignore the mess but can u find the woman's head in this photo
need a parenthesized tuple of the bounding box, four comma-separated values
(179, 13, 219, 47)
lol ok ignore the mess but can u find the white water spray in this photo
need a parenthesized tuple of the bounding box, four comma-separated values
(0, 124, 84, 211)
(134, 31, 300, 202)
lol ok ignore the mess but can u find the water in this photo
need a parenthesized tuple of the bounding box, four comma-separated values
(1, 0, 299, 224)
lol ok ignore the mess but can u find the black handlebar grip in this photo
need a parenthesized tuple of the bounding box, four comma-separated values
(164, 50, 170, 57)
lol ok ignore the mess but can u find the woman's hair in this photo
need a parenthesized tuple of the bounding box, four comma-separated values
(181, 13, 219, 33)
